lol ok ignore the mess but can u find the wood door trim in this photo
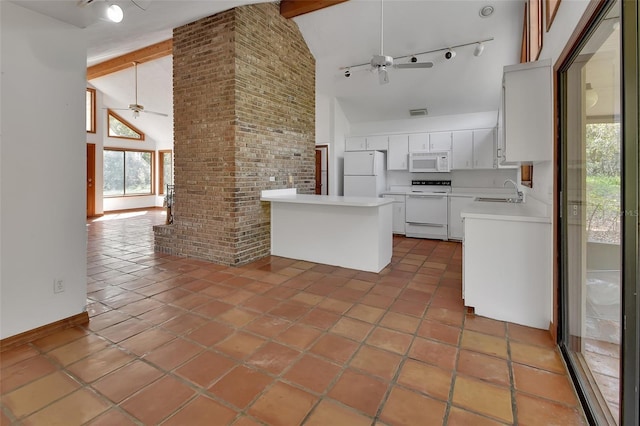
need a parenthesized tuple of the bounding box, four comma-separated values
(316, 144, 329, 195)
(87, 143, 96, 218)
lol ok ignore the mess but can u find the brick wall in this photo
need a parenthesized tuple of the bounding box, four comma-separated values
(154, 3, 315, 266)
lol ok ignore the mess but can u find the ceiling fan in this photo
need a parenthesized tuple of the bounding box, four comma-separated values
(110, 62, 168, 118)
(346, 0, 434, 84)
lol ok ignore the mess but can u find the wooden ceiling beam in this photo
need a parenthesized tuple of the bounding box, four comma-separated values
(280, 0, 349, 19)
(87, 39, 173, 80)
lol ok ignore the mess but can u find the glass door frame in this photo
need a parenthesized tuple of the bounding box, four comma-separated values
(556, 1, 639, 425)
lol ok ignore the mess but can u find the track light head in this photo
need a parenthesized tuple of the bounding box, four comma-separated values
(474, 42, 485, 57)
(106, 3, 123, 23)
(445, 49, 456, 60)
(410, 56, 418, 63)
(344, 69, 351, 78)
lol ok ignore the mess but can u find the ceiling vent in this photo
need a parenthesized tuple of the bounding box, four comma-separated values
(409, 108, 428, 117)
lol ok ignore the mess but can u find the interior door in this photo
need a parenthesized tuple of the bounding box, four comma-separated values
(315, 149, 322, 194)
(86, 143, 96, 217)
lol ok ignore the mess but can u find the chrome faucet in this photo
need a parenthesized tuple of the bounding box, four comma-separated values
(503, 179, 523, 203)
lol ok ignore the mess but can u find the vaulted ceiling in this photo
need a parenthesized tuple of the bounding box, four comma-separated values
(13, 0, 525, 139)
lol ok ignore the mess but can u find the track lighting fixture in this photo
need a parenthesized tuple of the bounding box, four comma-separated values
(340, 37, 494, 77)
(474, 42, 485, 56)
(77, 0, 124, 23)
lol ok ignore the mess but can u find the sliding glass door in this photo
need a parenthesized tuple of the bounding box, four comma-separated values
(559, 1, 638, 425)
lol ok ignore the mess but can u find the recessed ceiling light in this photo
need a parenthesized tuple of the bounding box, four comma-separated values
(479, 5, 494, 18)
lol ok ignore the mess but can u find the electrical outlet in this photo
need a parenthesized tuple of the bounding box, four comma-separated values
(53, 279, 64, 293)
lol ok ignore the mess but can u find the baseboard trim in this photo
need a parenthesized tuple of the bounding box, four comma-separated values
(0, 312, 89, 352)
(103, 206, 165, 214)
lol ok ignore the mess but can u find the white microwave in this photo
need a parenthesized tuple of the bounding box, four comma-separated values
(409, 152, 450, 173)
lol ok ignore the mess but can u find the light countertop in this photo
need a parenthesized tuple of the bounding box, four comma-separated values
(461, 201, 551, 223)
(261, 190, 392, 207)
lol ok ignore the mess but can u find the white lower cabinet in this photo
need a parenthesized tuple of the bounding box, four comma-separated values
(448, 195, 475, 240)
(383, 194, 406, 235)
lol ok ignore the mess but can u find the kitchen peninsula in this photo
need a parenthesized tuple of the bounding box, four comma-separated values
(261, 189, 393, 273)
(461, 200, 552, 329)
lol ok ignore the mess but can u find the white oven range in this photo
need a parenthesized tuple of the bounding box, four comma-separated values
(405, 180, 451, 240)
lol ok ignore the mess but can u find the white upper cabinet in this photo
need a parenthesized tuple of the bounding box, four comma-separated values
(365, 135, 389, 151)
(429, 132, 452, 152)
(345, 137, 367, 151)
(451, 129, 497, 170)
(451, 131, 474, 169)
(388, 134, 409, 170)
(501, 59, 552, 163)
(346, 136, 388, 151)
(408, 133, 429, 152)
(473, 128, 495, 169)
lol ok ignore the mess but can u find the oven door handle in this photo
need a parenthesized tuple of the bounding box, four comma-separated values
(407, 194, 447, 199)
(406, 222, 446, 227)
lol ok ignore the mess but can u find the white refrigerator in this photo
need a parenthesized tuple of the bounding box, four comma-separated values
(343, 151, 386, 197)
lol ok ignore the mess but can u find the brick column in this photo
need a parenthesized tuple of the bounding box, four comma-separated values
(154, 3, 315, 266)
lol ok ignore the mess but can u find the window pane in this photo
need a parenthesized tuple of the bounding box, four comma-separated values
(125, 151, 152, 194)
(108, 112, 143, 140)
(103, 150, 124, 196)
(163, 152, 173, 189)
(86, 90, 94, 132)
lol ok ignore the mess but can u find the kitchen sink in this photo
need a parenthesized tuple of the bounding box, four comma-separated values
(475, 197, 520, 203)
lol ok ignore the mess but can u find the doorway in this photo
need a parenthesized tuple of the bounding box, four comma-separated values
(315, 144, 329, 195)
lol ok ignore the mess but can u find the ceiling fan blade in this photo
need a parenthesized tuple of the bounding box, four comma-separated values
(106, 107, 130, 111)
(394, 62, 434, 69)
(143, 110, 169, 117)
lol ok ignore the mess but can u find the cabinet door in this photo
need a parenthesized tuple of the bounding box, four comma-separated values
(345, 137, 366, 151)
(393, 202, 406, 234)
(366, 135, 389, 151)
(388, 134, 409, 170)
(451, 131, 473, 170)
(473, 129, 495, 169)
(408, 133, 429, 152)
(503, 60, 552, 162)
(448, 196, 475, 240)
(429, 132, 452, 152)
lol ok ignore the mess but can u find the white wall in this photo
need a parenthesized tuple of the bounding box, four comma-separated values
(1, 2, 88, 339)
(349, 111, 499, 136)
(524, 0, 591, 209)
(331, 99, 350, 195)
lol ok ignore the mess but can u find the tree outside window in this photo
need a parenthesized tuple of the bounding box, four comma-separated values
(103, 149, 154, 196)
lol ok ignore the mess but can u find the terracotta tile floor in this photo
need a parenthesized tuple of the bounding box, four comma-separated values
(0, 209, 588, 425)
